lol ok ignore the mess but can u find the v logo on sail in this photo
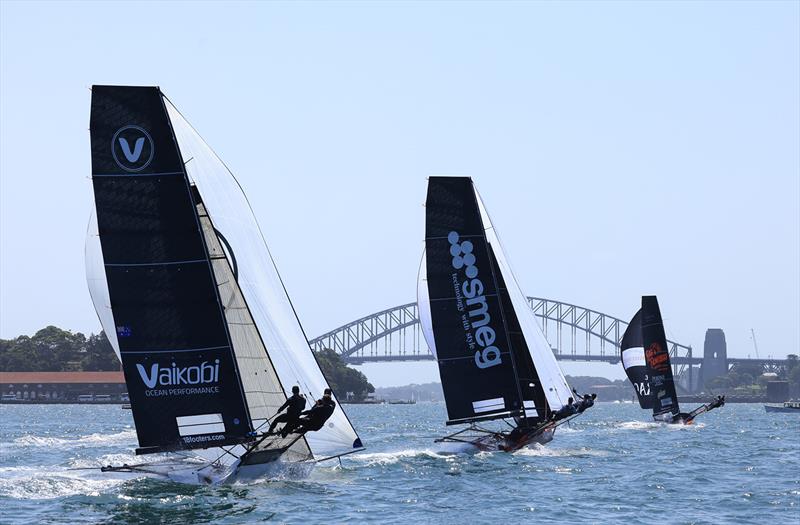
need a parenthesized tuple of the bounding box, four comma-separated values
(136, 363, 159, 389)
(110, 125, 154, 172)
(118, 137, 145, 162)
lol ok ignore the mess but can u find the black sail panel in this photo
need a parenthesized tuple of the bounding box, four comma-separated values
(89, 85, 252, 453)
(620, 309, 654, 409)
(640, 296, 680, 419)
(424, 177, 524, 424)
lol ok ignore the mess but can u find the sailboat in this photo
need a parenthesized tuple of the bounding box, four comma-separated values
(621, 296, 724, 425)
(85, 85, 363, 484)
(417, 177, 590, 452)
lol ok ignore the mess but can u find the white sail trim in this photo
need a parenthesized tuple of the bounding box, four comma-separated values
(85, 209, 121, 360)
(475, 190, 572, 411)
(416, 248, 438, 358)
(472, 397, 505, 413)
(621, 346, 646, 370)
(165, 100, 361, 458)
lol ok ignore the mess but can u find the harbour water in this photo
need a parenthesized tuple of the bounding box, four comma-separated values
(1, 402, 797, 524)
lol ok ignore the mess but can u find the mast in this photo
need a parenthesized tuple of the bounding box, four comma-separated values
(640, 296, 680, 420)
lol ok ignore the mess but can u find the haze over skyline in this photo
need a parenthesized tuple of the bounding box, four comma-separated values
(1, 1, 798, 386)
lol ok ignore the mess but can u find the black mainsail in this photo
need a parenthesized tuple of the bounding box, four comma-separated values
(89, 86, 251, 453)
(418, 177, 572, 428)
(640, 296, 680, 421)
(620, 309, 654, 409)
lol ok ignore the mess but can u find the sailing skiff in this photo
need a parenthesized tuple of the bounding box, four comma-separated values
(417, 177, 590, 452)
(620, 296, 724, 425)
(86, 86, 363, 483)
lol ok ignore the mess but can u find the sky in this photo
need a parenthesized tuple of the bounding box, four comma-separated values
(1, 1, 798, 387)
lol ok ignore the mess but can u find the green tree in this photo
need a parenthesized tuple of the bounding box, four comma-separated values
(0, 327, 87, 372)
(314, 348, 374, 401)
(81, 332, 120, 371)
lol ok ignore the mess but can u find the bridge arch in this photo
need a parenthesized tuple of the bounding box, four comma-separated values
(308, 297, 694, 375)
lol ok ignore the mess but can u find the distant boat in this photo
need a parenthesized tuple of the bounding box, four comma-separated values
(764, 401, 800, 413)
(387, 399, 416, 405)
(86, 85, 363, 484)
(621, 296, 724, 425)
(418, 177, 591, 453)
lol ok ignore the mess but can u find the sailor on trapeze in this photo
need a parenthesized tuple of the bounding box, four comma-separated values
(574, 391, 597, 413)
(550, 390, 597, 421)
(267, 385, 306, 438)
(292, 388, 337, 435)
(550, 397, 578, 421)
(267, 387, 337, 439)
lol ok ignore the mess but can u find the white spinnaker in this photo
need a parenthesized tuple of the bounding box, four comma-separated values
(165, 100, 362, 458)
(85, 209, 121, 360)
(475, 190, 571, 411)
(416, 249, 438, 358)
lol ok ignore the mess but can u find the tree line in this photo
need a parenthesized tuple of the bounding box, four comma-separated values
(706, 357, 800, 393)
(0, 326, 118, 372)
(0, 326, 375, 400)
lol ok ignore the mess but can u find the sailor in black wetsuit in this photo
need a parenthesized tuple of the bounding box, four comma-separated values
(575, 393, 597, 413)
(709, 395, 725, 410)
(293, 388, 337, 435)
(551, 397, 578, 421)
(267, 386, 306, 437)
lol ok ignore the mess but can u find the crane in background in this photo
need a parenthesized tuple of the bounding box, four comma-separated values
(750, 328, 760, 359)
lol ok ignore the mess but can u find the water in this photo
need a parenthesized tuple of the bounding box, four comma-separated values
(0, 403, 797, 524)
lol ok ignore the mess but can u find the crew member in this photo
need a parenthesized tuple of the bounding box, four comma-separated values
(551, 397, 577, 421)
(575, 393, 597, 413)
(292, 388, 337, 436)
(268, 385, 306, 436)
(710, 395, 725, 409)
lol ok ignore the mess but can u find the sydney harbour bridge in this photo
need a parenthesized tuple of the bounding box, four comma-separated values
(309, 297, 789, 391)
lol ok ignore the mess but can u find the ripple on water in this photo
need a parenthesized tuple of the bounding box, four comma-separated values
(0, 403, 798, 524)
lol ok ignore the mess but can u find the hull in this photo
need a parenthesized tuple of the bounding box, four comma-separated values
(101, 441, 313, 485)
(765, 405, 800, 414)
(491, 426, 555, 452)
(435, 422, 558, 453)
